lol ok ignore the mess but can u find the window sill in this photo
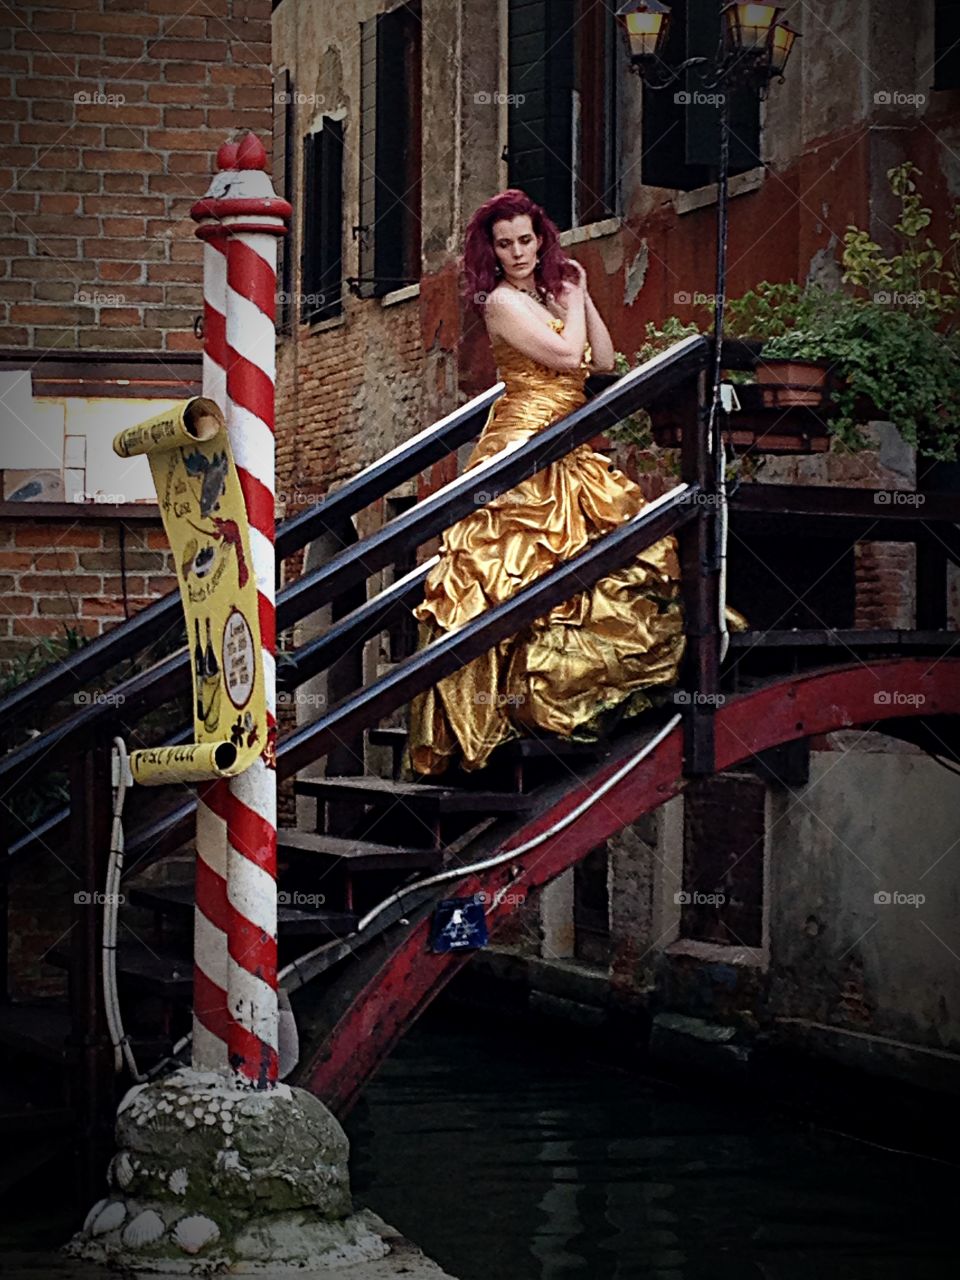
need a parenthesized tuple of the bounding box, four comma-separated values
(0, 500, 161, 521)
(675, 165, 765, 215)
(304, 312, 347, 335)
(380, 282, 420, 307)
(558, 216, 621, 246)
(664, 938, 766, 967)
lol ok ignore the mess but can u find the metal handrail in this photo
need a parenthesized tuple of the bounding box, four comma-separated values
(0, 336, 709, 793)
(28, 484, 699, 872)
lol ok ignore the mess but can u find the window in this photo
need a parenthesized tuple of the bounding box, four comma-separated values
(641, 0, 761, 192)
(934, 0, 960, 90)
(354, 2, 423, 298)
(507, 0, 620, 232)
(574, 843, 611, 966)
(301, 117, 344, 324)
(681, 774, 765, 948)
(273, 66, 296, 332)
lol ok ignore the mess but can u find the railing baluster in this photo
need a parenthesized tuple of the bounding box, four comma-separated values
(66, 738, 114, 1199)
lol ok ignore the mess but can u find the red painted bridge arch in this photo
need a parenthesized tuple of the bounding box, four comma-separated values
(296, 657, 960, 1114)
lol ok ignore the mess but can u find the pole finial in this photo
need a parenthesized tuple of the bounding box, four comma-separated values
(216, 140, 240, 171)
(236, 132, 268, 171)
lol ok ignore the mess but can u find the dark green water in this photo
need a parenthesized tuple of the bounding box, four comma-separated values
(346, 1009, 958, 1280)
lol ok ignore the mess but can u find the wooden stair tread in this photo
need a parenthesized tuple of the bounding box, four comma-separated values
(128, 883, 357, 937)
(48, 941, 192, 995)
(295, 775, 536, 812)
(278, 830, 443, 871)
(0, 1004, 70, 1063)
(0, 1103, 75, 1134)
(0, 1131, 75, 1196)
(367, 725, 601, 760)
(730, 628, 959, 649)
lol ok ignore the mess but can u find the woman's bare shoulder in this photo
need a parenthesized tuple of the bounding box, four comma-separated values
(483, 283, 531, 339)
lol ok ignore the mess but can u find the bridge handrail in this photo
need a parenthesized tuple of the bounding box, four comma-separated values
(9, 483, 698, 868)
(0, 336, 708, 792)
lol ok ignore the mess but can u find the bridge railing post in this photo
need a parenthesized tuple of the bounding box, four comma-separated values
(679, 363, 721, 775)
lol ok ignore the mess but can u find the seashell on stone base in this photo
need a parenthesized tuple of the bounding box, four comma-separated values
(121, 1208, 165, 1248)
(173, 1213, 220, 1254)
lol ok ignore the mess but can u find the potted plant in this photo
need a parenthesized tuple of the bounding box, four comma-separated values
(725, 163, 960, 459)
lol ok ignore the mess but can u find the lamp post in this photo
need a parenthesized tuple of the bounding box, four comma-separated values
(616, 2, 799, 772)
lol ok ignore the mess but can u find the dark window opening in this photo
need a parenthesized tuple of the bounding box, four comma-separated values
(681, 773, 765, 948)
(934, 0, 960, 90)
(301, 117, 344, 325)
(641, 0, 761, 192)
(356, 2, 423, 298)
(507, 0, 620, 233)
(726, 535, 855, 631)
(574, 842, 611, 966)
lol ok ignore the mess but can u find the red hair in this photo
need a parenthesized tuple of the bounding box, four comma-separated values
(460, 188, 579, 316)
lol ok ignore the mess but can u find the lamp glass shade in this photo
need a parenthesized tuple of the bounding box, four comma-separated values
(769, 21, 800, 75)
(616, 2, 671, 63)
(723, 3, 784, 52)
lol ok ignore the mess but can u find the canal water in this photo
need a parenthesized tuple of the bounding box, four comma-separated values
(346, 1005, 958, 1280)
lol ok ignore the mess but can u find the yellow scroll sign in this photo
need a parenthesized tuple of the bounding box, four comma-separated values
(114, 398, 267, 786)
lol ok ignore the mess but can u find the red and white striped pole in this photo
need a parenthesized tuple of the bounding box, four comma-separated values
(189, 183, 232, 1071)
(191, 135, 291, 1086)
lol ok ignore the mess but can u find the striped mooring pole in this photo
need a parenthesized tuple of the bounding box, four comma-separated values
(190, 133, 291, 1087)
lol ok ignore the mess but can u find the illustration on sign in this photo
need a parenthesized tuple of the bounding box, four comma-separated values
(429, 895, 489, 953)
(113, 398, 266, 786)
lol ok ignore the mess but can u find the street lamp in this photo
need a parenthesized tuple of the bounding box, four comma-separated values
(617, 0, 672, 65)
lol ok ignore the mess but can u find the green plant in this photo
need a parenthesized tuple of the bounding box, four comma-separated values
(725, 164, 960, 459)
(607, 318, 702, 450)
(0, 625, 88, 696)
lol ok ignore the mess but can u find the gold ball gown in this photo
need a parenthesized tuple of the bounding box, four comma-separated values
(408, 313, 686, 777)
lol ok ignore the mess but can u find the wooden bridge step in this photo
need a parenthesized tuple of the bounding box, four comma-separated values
(278, 829, 443, 873)
(294, 775, 537, 814)
(731, 628, 959, 649)
(48, 941, 193, 997)
(367, 724, 603, 759)
(0, 1004, 70, 1064)
(127, 883, 358, 938)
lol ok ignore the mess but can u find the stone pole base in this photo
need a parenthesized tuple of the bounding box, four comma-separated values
(64, 1068, 388, 1274)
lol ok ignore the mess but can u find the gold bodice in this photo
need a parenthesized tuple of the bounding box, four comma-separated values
(488, 314, 593, 425)
(466, 316, 594, 470)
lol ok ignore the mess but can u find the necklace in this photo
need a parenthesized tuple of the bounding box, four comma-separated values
(507, 279, 548, 307)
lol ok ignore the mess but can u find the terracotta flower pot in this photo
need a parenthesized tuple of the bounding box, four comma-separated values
(755, 358, 830, 407)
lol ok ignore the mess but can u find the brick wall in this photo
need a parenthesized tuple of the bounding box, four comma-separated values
(0, 515, 176, 665)
(276, 298, 425, 514)
(0, 0, 273, 354)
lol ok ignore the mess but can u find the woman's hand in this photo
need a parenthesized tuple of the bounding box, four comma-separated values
(567, 260, 588, 291)
(556, 260, 587, 310)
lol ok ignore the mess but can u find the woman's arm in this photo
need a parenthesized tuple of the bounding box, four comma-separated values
(583, 290, 615, 371)
(484, 281, 587, 373)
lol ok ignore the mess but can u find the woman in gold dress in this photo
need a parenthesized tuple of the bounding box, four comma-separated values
(408, 189, 686, 777)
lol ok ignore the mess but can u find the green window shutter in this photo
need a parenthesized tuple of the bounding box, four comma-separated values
(684, 0, 760, 174)
(507, 0, 575, 230)
(373, 6, 412, 296)
(641, 0, 710, 190)
(357, 17, 378, 299)
(357, 9, 420, 298)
